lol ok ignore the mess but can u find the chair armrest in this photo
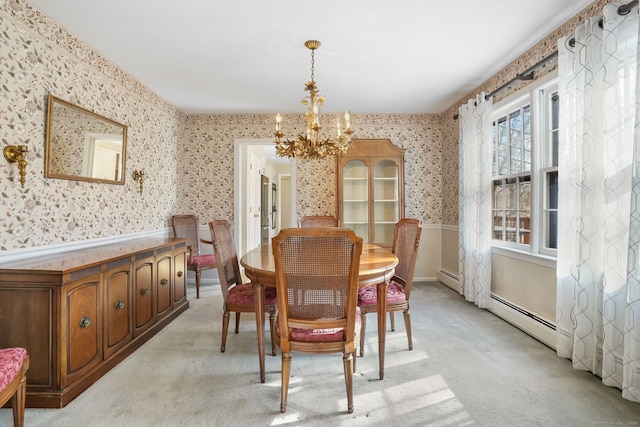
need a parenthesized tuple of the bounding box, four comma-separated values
(186, 245, 193, 264)
(200, 238, 213, 245)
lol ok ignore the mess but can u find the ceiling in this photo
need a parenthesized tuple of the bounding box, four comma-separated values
(28, 0, 593, 115)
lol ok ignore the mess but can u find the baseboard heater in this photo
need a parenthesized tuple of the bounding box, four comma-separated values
(491, 295, 556, 330)
(437, 269, 460, 292)
(490, 294, 556, 349)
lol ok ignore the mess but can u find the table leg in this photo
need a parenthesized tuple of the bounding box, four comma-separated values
(377, 280, 388, 380)
(253, 280, 266, 383)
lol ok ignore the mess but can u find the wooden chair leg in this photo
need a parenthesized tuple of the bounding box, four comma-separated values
(343, 352, 354, 414)
(221, 310, 230, 352)
(12, 369, 27, 427)
(353, 346, 357, 373)
(195, 268, 201, 299)
(389, 311, 395, 331)
(280, 352, 292, 413)
(359, 311, 367, 357)
(269, 310, 277, 356)
(234, 312, 240, 334)
(404, 308, 413, 350)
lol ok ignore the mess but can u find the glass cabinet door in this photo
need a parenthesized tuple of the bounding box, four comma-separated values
(342, 160, 369, 242)
(337, 139, 405, 249)
(373, 159, 399, 246)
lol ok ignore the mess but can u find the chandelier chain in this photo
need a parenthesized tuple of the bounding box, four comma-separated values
(310, 49, 315, 82)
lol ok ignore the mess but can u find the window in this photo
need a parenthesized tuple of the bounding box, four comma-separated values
(491, 74, 558, 257)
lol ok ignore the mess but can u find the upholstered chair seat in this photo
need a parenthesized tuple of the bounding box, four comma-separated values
(0, 347, 29, 427)
(357, 282, 407, 305)
(227, 283, 277, 306)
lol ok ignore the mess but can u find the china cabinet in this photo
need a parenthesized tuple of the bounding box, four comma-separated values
(0, 237, 188, 408)
(337, 139, 405, 248)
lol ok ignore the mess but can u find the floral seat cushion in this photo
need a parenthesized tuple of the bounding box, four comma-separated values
(277, 307, 362, 342)
(190, 254, 216, 267)
(357, 280, 407, 306)
(0, 347, 28, 390)
(227, 283, 277, 306)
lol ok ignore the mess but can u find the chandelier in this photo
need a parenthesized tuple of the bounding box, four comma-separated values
(275, 40, 353, 159)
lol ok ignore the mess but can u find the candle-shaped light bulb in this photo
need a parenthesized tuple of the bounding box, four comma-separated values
(337, 117, 341, 137)
(275, 113, 282, 131)
(344, 110, 350, 128)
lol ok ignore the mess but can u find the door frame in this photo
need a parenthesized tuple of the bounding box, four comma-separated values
(234, 138, 295, 259)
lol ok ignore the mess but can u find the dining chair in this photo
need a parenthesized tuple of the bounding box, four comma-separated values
(298, 215, 339, 228)
(358, 218, 422, 357)
(272, 227, 363, 414)
(209, 220, 278, 355)
(0, 347, 29, 427)
(172, 215, 217, 299)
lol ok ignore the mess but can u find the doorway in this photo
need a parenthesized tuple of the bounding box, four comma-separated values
(234, 138, 295, 259)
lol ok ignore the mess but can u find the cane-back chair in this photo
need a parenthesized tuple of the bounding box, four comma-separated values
(298, 215, 339, 228)
(172, 215, 217, 299)
(209, 220, 278, 354)
(358, 218, 422, 357)
(0, 347, 29, 427)
(272, 228, 363, 414)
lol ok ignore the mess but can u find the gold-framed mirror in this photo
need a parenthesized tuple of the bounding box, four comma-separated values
(45, 94, 128, 184)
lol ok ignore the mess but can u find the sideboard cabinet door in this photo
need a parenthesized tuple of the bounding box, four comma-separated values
(62, 275, 102, 387)
(133, 256, 154, 337)
(173, 249, 187, 304)
(155, 252, 172, 318)
(103, 265, 132, 359)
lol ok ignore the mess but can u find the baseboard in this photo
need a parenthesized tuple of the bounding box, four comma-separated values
(437, 268, 460, 292)
(490, 294, 556, 350)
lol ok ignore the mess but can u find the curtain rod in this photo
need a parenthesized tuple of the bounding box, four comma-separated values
(453, 0, 638, 120)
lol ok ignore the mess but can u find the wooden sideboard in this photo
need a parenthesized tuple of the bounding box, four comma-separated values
(0, 237, 189, 408)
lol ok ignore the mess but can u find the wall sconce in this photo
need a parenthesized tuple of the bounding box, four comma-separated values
(3, 145, 29, 188)
(132, 170, 145, 195)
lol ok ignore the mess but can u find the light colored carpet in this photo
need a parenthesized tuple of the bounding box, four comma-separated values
(2, 281, 640, 426)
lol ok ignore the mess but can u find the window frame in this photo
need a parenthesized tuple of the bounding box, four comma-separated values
(490, 71, 558, 259)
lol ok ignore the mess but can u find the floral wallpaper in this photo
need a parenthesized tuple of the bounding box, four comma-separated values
(0, 0, 182, 251)
(181, 114, 442, 228)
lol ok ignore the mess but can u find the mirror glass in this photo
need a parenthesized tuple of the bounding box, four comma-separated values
(45, 94, 128, 184)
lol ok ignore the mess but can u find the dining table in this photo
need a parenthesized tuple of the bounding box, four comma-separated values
(240, 242, 399, 383)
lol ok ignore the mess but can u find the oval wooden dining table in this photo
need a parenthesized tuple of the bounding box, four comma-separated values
(240, 243, 398, 383)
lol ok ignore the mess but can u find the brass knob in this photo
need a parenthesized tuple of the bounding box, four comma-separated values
(115, 300, 125, 310)
(177, 271, 183, 278)
(141, 288, 150, 296)
(160, 278, 168, 286)
(79, 316, 91, 328)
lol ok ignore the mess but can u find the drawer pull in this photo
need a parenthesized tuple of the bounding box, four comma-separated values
(79, 316, 91, 328)
(177, 271, 183, 278)
(115, 300, 125, 310)
(160, 278, 168, 286)
(141, 288, 150, 296)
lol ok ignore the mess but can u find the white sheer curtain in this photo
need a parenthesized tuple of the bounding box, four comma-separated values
(458, 93, 493, 308)
(556, 2, 640, 402)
